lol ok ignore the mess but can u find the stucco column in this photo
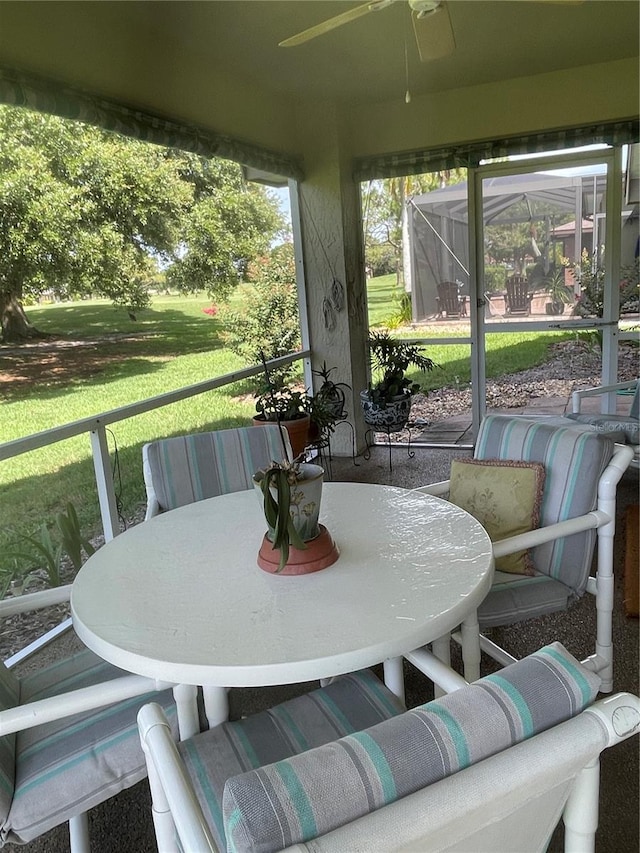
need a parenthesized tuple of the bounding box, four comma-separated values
(293, 102, 369, 455)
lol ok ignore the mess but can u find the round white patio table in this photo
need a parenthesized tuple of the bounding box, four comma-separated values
(71, 482, 493, 738)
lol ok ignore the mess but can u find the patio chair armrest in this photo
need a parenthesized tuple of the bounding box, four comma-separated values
(572, 380, 639, 413)
(584, 692, 640, 747)
(138, 702, 219, 853)
(414, 480, 450, 497)
(0, 584, 72, 617)
(0, 673, 175, 736)
(492, 510, 608, 561)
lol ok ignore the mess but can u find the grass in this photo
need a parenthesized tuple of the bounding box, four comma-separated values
(0, 285, 572, 582)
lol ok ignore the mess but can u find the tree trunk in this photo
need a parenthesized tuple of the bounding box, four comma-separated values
(0, 292, 42, 343)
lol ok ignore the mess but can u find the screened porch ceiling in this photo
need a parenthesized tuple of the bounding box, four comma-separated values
(0, 1, 638, 121)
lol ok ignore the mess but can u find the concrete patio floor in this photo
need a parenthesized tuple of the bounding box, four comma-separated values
(6, 430, 639, 853)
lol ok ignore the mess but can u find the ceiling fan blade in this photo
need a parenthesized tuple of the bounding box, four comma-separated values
(412, 2, 455, 62)
(279, 1, 392, 48)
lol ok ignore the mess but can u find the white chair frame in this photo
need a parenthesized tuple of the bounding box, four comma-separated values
(138, 685, 640, 853)
(571, 379, 639, 470)
(0, 587, 175, 853)
(414, 441, 634, 691)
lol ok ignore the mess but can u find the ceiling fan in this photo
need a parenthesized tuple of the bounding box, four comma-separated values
(279, 0, 584, 64)
(279, 1, 455, 63)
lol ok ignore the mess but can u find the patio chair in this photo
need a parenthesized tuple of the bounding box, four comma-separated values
(416, 415, 634, 692)
(142, 424, 292, 519)
(138, 643, 640, 853)
(566, 378, 639, 470)
(436, 280, 466, 318)
(505, 274, 533, 315)
(0, 586, 177, 852)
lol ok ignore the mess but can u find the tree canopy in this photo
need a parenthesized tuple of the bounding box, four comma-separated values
(0, 105, 283, 342)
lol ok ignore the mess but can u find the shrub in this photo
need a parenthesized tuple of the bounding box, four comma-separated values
(219, 243, 301, 383)
(568, 251, 639, 317)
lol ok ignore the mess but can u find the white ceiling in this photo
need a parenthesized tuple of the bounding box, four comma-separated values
(0, 1, 638, 109)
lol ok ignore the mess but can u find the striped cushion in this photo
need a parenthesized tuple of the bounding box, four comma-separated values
(178, 670, 404, 851)
(223, 643, 601, 853)
(0, 664, 20, 825)
(1, 649, 177, 845)
(145, 425, 291, 513)
(474, 416, 614, 597)
(477, 571, 573, 628)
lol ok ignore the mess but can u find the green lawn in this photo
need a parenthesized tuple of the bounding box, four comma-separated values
(0, 287, 571, 584)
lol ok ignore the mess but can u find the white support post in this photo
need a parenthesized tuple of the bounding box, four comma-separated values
(431, 634, 452, 698)
(173, 683, 201, 741)
(202, 685, 230, 731)
(383, 657, 406, 704)
(460, 609, 482, 683)
(562, 759, 600, 853)
(68, 813, 90, 853)
(90, 425, 120, 542)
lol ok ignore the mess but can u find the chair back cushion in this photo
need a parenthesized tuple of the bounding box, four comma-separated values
(1, 649, 177, 845)
(178, 669, 404, 851)
(222, 643, 600, 853)
(0, 663, 20, 825)
(144, 425, 291, 513)
(474, 415, 614, 595)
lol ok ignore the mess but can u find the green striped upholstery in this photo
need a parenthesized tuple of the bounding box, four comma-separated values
(0, 649, 177, 845)
(473, 416, 614, 626)
(145, 425, 291, 514)
(178, 670, 404, 851)
(0, 664, 20, 826)
(568, 380, 639, 443)
(222, 643, 601, 853)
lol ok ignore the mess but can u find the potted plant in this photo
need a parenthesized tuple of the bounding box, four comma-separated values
(252, 362, 311, 459)
(253, 459, 337, 574)
(544, 268, 573, 315)
(360, 331, 437, 430)
(306, 362, 352, 446)
(312, 362, 351, 420)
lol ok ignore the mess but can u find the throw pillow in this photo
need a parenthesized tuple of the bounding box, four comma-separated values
(448, 458, 545, 574)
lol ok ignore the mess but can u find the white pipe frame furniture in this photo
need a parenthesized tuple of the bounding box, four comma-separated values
(415, 442, 634, 692)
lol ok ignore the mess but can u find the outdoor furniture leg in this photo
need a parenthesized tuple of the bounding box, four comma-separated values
(383, 656, 405, 703)
(431, 634, 451, 698)
(172, 683, 200, 739)
(460, 610, 481, 682)
(202, 685, 230, 729)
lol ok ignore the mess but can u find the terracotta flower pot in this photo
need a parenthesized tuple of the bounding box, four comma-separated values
(252, 414, 311, 459)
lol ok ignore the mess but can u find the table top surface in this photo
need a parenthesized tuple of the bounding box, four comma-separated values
(71, 482, 493, 686)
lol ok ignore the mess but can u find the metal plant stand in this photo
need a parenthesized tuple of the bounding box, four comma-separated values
(362, 420, 415, 473)
(306, 415, 358, 480)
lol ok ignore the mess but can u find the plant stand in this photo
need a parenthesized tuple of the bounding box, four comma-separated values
(363, 424, 415, 473)
(306, 416, 358, 479)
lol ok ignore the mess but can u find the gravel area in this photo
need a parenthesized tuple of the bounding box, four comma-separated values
(409, 339, 639, 428)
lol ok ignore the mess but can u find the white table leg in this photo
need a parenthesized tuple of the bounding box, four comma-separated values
(431, 634, 451, 698)
(460, 609, 481, 682)
(172, 683, 200, 740)
(202, 685, 230, 729)
(383, 657, 405, 704)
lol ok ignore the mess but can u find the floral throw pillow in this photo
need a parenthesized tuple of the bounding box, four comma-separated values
(449, 458, 546, 575)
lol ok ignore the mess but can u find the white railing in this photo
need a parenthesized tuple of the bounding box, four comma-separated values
(1, 351, 309, 663)
(1, 351, 308, 541)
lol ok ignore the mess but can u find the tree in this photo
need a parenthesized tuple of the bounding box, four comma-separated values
(0, 105, 283, 342)
(166, 154, 282, 300)
(362, 170, 466, 291)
